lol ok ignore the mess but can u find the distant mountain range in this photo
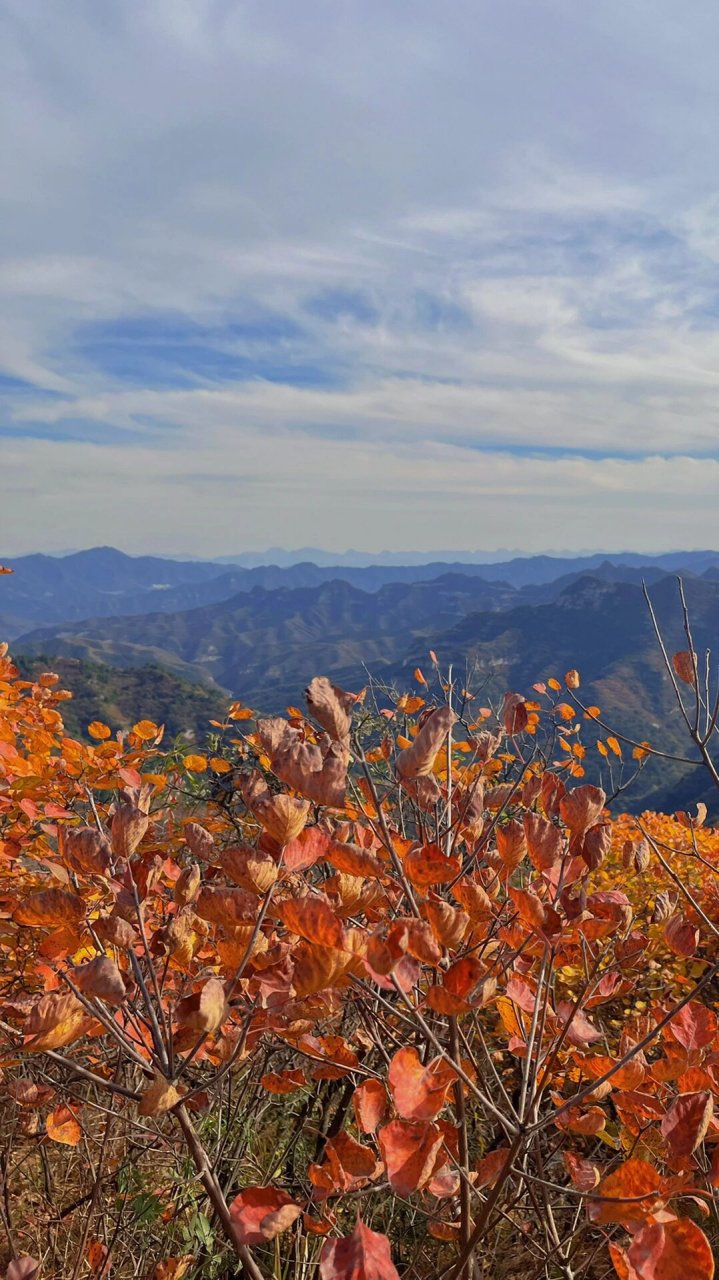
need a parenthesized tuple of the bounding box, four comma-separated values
(5, 545, 719, 815)
(4, 544, 719, 639)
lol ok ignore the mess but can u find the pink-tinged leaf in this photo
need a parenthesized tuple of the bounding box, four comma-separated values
(628, 1217, 714, 1280)
(283, 826, 334, 872)
(555, 1000, 602, 1049)
(229, 1186, 300, 1246)
(319, 1218, 400, 1280)
(6, 1261, 41, 1280)
(664, 915, 699, 958)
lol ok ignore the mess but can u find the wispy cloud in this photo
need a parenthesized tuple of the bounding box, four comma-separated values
(3, 0, 719, 554)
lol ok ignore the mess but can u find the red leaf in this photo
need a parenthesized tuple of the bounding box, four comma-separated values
(319, 1218, 400, 1280)
(673, 651, 697, 687)
(229, 1186, 300, 1245)
(666, 1003, 717, 1052)
(661, 1092, 713, 1159)
(476, 1147, 511, 1189)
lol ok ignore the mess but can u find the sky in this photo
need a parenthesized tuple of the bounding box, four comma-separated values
(3, 0, 719, 557)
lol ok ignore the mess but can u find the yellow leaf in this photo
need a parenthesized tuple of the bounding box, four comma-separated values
(184, 754, 207, 773)
(47, 1104, 82, 1146)
(88, 721, 111, 740)
(133, 720, 160, 741)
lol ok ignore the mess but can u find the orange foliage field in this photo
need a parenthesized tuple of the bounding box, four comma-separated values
(1, 633, 719, 1280)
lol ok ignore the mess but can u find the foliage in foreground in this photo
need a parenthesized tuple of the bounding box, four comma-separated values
(1, 629, 719, 1280)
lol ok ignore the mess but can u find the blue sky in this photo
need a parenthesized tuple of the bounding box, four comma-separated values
(3, 0, 719, 555)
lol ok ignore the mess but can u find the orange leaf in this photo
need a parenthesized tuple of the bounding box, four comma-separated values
(72, 956, 127, 1007)
(378, 1119, 444, 1195)
(184, 754, 207, 773)
(588, 1159, 663, 1228)
(14, 889, 85, 929)
(47, 1103, 82, 1146)
(405, 844, 461, 887)
(138, 1074, 183, 1117)
(628, 1218, 714, 1280)
(278, 898, 345, 948)
(353, 1080, 388, 1134)
(175, 977, 228, 1035)
(387, 1047, 454, 1121)
(88, 721, 112, 740)
(261, 1070, 306, 1095)
(475, 1147, 511, 1189)
(24, 991, 96, 1052)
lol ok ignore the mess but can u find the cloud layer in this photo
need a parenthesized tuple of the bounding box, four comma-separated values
(3, 0, 719, 555)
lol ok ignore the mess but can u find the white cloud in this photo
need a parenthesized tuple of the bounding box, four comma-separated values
(3, 0, 719, 553)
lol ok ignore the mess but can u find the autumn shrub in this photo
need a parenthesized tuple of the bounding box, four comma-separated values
(1, 628, 719, 1280)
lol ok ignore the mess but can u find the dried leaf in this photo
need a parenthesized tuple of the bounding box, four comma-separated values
(396, 707, 456, 780)
(138, 1074, 183, 1117)
(6, 1260, 41, 1280)
(14, 889, 85, 930)
(673, 651, 697, 687)
(305, 676, 355, 748)
(175, 978, 228, 1035)
(24, 991, 96, 1052)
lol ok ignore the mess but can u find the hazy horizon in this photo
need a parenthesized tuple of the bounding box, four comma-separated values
(5, 542, 719, 566)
